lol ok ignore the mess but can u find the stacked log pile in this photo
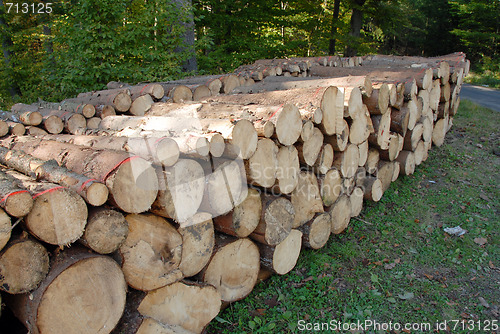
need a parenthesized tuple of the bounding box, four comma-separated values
(0, 52, 469, 334)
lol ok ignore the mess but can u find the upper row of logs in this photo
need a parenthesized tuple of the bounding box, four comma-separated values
(0, 52, 469, 334)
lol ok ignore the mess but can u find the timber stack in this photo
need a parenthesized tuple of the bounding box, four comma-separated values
(0, 52, 469, 334)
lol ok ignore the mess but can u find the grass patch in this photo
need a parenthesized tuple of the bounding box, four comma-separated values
(208, 100, 500, 333)
(465, 71, 500, 89)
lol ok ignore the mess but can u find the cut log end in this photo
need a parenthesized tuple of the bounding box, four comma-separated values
(82, 208, 129, 254)
(299, 213, 331, 249)
(329, 195, 351, 234)
(209, 133, 225, 158)
(261, 229, 302, 275)
(202, 237, 260, 302)
(3, 190, 33, 218)
(0, 238, 49, 294)
(155, 138, 180, 167)
(107, 157, 159, 214)
(0, 209, 11, 251)
(86, 182, 110, 207)
(275, 104, 302, 146)
(231, 119, 258, 159)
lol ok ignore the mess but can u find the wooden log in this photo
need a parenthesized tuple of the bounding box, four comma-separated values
(119, 213, 183, 291)
(192, 84, 212, 101)
(177, 212, 215, 277)
(274, 144, 300, 194)
(199, 235, 260, 302)
(390, 107, 409, 137)
(0, 147, 109, 206)
(0, 235, 49, 294)
(0, 208, 11, 251)
(432, 118, 448, 147)
(379, 133, 402, 161)
(333, 143, 359, 178)
(358, 140, 369, 166)
(10, 104, 43, 125)
(129, 94, 154, 116)
(254, 120, 275, 138)
(74, 88, 132, 112)
(7, 247, 127, 334)
(396, 150, 416, 175)
(405, 99, 419, 131)
(298, 212, 331, 249)
(0, 119, 8, 137)
(204, 86, 344, 136)
(258, 229, 302, 275)
(319, 168, 343, 207)
(246, 138, 278, 188)
(35, 100, 97, 118)
(102, 114, 258, 160)
(403, 123, 424, 151)
(86, 117, 101, 129)
(421, 116, 434, 143)
(414, 140, 426, 166)
(368, 112, 391, 150)
(38, 134, 180, 168)
(375, 161, 394, 192)
(26, 126, 48, 136)
(135, 281, 221, 334)
(365, 148, 380, 174)
(235, 75, 372, 99)
(6, 121, 25, 135)
(151, 159, 205, 223)
(324, 118, 349, 151)
(437, 100, 450, 119)
(80, 207, 128, 254)
(363, 84, 390, 115)
(95, 104, 116, 119)
(37, 109, 86, 134)
(297, 126, 324, 167)
(391, 161, 400, 182)
(429, 79, 441, 111)
(348, 110, 371, 145)
(328, 195, 351, 234)
(41, 114, 64, 134)
(313, 143, 334, 175)
(350, 186, 364, 217)
(199, 159, 245, 217)
(4, 169, 88, 246)
(440, 81, 451, 102)
(0, 170, 33, 217)
(213, 187, 261, 238)
(250, 194, 294, 246)
(291, 171, 324, 228)
(359, 175, 383, 202)
(127, 83, 165, 100)
(1, 137, 159, 213)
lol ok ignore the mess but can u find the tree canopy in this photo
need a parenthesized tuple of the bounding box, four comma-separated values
(0, 0, 498, 108)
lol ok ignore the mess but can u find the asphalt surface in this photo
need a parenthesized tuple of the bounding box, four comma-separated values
(460, 84, 500, 112)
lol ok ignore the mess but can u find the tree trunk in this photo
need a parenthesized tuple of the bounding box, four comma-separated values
(0, 0, 20, 98)
(328, 0, 341, 55)
(345, 0, 365, 57)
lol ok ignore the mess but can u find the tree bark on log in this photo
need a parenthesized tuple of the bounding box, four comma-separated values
(36, 109, 86, 134)
(73, 88, 132, 112)
(10, 104, 43, 126)
(35, 100, 96, 119)
(0, 146, 109, 206)
(0, 137, 159, 213)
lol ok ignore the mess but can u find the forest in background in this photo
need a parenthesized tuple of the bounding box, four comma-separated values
(0, 0, 498, 108)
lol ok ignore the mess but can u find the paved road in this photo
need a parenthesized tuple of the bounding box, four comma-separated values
(460, 84, 500, 112)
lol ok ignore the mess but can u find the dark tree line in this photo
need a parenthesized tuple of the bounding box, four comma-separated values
(0, 0, 498, 108)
